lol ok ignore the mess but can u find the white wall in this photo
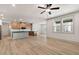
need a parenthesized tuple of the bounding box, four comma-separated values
(32, 21, 46, 35)
(32, 23, 41, 35)
(47, 12, 79, 42)
(2, 21, 10, 36)
(0, 20, 2, 25)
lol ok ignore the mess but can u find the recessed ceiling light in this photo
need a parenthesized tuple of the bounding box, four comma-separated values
(12, 4, 15, 7)
(0, 14, 4, 17)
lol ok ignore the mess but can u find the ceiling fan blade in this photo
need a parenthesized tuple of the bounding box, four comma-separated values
(38, 6, 46, 9)
(40, 10, 46, 14)
(50, 7, 60, 10)
(48, 11, 51, 15)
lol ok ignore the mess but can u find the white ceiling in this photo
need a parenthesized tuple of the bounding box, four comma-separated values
(0, 4, 79, 23)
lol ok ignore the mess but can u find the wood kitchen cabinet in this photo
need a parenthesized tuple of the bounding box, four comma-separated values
(11, 21, 32, 30)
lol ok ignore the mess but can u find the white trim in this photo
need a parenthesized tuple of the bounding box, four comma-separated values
(62, 15, 74, 34)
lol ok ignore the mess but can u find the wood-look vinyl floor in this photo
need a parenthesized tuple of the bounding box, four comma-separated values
(0, 36, 79, 55)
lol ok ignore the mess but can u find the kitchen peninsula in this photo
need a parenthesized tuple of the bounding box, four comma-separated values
(9, 20, 32, 39)
(10, 29, 31, 39)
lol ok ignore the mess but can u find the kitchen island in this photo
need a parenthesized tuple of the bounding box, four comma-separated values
(10, 29, 31, 39)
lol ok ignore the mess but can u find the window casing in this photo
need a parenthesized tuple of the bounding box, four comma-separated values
(53, 20, 61, 32)
(62, 19, 73, 33)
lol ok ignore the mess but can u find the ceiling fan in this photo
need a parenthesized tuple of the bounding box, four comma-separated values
(38, 4, 60, 15)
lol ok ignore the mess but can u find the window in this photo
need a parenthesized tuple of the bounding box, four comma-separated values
(62, 19, 73, 33)
(53, 20, 61, 32)
(52, 16, 74, 33)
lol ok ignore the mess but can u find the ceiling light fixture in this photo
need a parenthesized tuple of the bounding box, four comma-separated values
(19, 19, 24, 22)
(0, 14, 5, 19)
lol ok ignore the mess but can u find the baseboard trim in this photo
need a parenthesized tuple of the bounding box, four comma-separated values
(47, 37, 79, 46)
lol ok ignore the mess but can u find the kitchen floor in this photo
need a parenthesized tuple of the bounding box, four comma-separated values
(0, 36, 79, 55)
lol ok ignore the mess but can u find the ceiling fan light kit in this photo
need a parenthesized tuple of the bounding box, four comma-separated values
(48, 11, 51, 15)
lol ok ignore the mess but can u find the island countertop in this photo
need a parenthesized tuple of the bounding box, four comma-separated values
(10, 29, 31, 39)
(10, 29, 31, 32)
